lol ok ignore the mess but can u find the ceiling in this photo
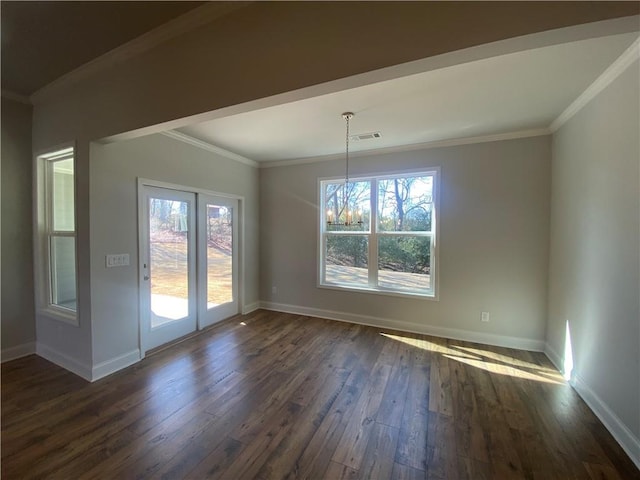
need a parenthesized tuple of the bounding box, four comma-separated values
(1, 1, 203, 96)
(178, 31, 639, 164)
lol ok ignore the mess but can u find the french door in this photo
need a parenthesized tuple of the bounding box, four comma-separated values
(140, 187, 197, 351)
(140, 185, 238, 353)
(198, 194, 239, 328)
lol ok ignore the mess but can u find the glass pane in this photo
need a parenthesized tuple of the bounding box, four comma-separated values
(325, 235, 369, 287)
(149, 198, 189, 325)
(50, 236, 77, 311)
(206, 204, 233, 308)
(378, 236, 431, 292)
(324, 180, 370, 232)
(378, 176, 433, 232)
(52, 158, 75, 231)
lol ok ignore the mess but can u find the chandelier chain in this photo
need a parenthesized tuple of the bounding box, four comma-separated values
(345, 113, 350, 185)
(342, 112, 354, 211)
(327, 112, 361, 227)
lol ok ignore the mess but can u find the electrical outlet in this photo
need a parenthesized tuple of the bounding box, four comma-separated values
(272, 286, 277, 295)
(481, 311, 490, 322)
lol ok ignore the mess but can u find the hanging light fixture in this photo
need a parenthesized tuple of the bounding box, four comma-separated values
(326, 112, 364, 227)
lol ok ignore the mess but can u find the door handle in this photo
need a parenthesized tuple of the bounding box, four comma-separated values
(144, 275, 149, 281)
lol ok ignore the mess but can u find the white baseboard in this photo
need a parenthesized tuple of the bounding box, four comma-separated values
(36, 343, 92, 381)
(572, 374, 640, 470)
(91, 349, 141, 382)
(544, 341, 640, 468)
(544, 341, 564, 373)
(259, 301, 545, 352)
(242, 302, 260, 315)
(1, 342, 36, 362)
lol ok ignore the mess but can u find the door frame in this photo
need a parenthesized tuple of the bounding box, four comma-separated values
(137, 178, 245, 358)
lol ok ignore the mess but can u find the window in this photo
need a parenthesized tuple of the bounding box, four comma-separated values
(320, 170, 438, 298)
(37, 147, 77, 322)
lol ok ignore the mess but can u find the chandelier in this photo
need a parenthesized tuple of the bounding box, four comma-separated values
(326, 112, 364, 227)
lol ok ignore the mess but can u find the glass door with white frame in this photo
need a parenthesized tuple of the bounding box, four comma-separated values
(140, 186, 197, 352)
(198, 194, 239, 328)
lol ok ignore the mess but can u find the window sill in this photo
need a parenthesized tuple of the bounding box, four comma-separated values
(38, 305, 79, 327)
(318, 282, 437, 301)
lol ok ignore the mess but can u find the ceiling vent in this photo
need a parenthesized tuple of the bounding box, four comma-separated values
(350, 132, 382, 141)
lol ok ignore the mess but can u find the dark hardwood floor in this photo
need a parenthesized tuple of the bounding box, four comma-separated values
(2, 310, 638, 479)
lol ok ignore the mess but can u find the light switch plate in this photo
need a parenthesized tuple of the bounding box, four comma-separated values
(106, 254, 130, 268)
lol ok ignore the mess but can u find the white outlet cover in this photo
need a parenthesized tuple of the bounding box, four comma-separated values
(106, 254, 130, 268)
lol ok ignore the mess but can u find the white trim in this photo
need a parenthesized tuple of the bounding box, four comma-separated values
(137, 180, 147, 357)
(550, 36, 640, 132)
(34, 145, 80, 327)
(572, 374, 640, 470)
(30, 2, 249, 105)
(91, 350, 141, 382)
(544, 342, 640, 469)
(1, 342, 36, 362)
(37, 307, 79, 327)
(36, 343, 92, 381)
(544, 341, 564, 374)
(161, 131, 258, 168)
(242, 302, 260, 315)
(260, 301, 545, 352)
(317, 283, 436, 301)
(137, 177, 245, 201)
(1, 89, 32, 105)
(260, 128, 550, 168)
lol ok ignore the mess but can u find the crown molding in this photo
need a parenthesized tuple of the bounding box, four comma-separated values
(550, 36, 640, 132)
(30, 2, 251, 105)
(259, 128, 551, 169)
(1, 89, 32, 105)
(161, 130, 258, 168)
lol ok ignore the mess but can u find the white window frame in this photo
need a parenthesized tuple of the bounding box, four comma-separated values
(318, 168, 439, 299)
(35, 145, 79, 325)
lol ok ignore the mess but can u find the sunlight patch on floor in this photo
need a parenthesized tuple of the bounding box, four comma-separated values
(451, 345, 558, 373)
(444, 354, 563, 385)
(380, 333, 481, 359)
(381, 332, 565, 384)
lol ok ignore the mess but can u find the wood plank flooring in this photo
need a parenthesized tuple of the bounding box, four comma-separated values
(2, 310, 638, 479)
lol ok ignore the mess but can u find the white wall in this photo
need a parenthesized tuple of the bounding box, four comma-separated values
(547, 60, 639, 460)
(260, 136, 551, 348)
(1, 98, 36, 359)
(90, 134, 259, 370)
